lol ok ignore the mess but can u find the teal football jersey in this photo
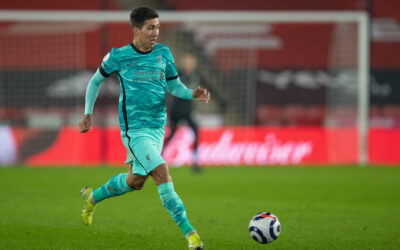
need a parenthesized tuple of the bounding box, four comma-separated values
(99, 43, 178, 131)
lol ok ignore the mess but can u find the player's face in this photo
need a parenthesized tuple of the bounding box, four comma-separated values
(135, 18, 160, 51)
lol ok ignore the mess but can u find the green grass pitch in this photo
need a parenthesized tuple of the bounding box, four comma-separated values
(0, 166, 399, 249)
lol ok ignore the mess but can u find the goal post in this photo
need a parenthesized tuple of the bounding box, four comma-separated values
(0, 10, 370, 165)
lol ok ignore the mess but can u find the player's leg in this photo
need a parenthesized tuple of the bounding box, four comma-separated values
(126, 165, 149, 190)
(90, 130, 149, 201)
(128, 127, 203, 249)
(81, 131, 148, 226)
(151, 164, 203, 249)
(92, 165, 148, 203)
(81, 166, 148, 226)
(186, 114, 200, 172)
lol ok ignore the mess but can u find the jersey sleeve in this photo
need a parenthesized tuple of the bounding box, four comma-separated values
(99, 48, 119, 77)
(165, 48, 178, 81)
(166, 77, 194, 100)
(84, 68, 107, 114)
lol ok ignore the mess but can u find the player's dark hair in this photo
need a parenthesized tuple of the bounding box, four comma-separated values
(130, 7, 159, 29)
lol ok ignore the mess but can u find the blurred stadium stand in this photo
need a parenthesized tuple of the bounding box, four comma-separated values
(165, 0, 367, 11)
(1, 0, 400, 128)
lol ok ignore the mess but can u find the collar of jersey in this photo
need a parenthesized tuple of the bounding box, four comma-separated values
(130, 43, 153, 55)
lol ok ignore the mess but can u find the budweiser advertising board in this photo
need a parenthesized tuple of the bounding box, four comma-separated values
(162, 127, 356, 165)
(22, 126, 400, 166)
(23, 126, 375, 166)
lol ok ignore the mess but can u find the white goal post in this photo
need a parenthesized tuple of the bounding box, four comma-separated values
(0, 10, 370, 165)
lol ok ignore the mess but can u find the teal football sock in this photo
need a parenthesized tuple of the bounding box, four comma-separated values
(92, 173, 134, 203)
(158, 182, 194, 236)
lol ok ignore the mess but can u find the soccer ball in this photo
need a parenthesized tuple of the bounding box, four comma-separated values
(248, 212, 281, 244)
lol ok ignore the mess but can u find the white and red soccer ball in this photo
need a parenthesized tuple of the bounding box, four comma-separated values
(249, 212, 281, 244)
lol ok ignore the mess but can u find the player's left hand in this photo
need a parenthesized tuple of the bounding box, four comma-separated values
(192, 86, 210, 103)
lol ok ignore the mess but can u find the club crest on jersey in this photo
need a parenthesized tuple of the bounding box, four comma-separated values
(157, 55, 163, 67)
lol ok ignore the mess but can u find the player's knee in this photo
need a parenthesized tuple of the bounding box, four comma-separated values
(127, 181, 145, 190)
(126, 177, 146, 190)
(151, 163, 172, 185)
(133, 183, 145, 190)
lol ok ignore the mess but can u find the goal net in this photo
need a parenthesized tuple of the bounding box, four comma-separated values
(0, 10, 369, 165)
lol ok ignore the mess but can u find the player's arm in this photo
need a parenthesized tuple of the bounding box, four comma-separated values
(165, 47, 210, 103)
(78, 69, 107, 133)
(166, 77, 210, 103)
